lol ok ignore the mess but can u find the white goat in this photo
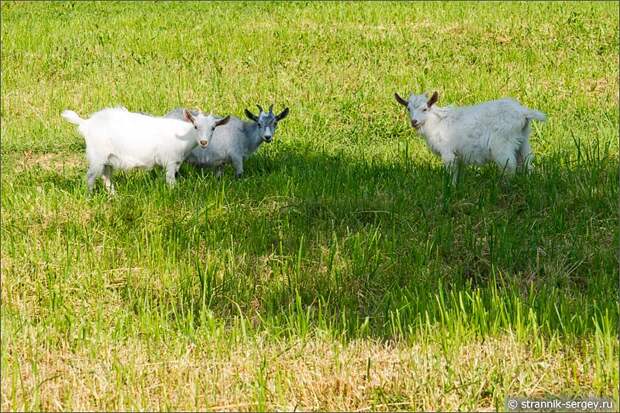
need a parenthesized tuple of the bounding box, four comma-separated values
(164, 104, 289, 178)
(61, 107, 230, 193)
(394, 91, 546, 184)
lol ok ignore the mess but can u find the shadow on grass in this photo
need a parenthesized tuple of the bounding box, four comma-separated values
(11, 142, 619, 339)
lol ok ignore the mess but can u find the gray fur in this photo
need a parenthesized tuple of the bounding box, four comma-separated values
(164, 105, 289, 177)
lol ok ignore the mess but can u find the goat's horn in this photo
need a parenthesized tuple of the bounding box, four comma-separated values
(268, 104, 274, 114)
(257, 104, 264, 113)
(394, 93, 408, 106)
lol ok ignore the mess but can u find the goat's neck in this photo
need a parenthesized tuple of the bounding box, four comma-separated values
(176, 129, 200, 152)
(179, 125, 200, 139)
(419, 109, 447, 154)
(177, 127, 196, 143)
(244, 122, 264, 152)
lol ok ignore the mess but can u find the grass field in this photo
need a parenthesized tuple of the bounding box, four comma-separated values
(1, 1, 619, 411)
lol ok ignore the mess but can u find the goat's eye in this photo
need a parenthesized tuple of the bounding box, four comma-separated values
(422, 108, 427, 112)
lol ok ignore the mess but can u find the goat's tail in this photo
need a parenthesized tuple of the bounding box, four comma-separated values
(524, 108, 547, 123)
(61, 110, 84, 125)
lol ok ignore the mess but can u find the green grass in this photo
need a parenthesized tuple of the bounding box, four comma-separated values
(1, 1, 619, 411)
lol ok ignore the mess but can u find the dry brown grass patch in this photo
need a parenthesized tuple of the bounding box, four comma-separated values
(13, 151, 84, 174)
(2, 332, 615, 412)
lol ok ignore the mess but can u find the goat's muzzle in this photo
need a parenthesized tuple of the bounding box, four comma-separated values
(263, 136, 273, 143)
(199, 140, 209, 148)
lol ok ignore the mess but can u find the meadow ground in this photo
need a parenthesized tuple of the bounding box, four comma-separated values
(1, 1, 619, 411)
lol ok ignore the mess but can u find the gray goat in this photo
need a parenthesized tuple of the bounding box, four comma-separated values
(164, 104, 289, 177)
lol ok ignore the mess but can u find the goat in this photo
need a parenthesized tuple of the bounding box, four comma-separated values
(164, 104, 289, 178)
(61, 106, 230, 193)
(394, 91, 546, 184)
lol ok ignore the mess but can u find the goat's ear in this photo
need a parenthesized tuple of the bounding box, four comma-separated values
(276, 107, 289, 121)
(394, 93, 408, 107)
(184, 109, 197, 127)
(215, 115, 230, 127)
(427, 91, 439, 107)
(244, 108, 259, 122)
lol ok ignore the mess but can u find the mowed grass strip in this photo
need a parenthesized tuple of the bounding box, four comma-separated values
(1, 1, 618, 411)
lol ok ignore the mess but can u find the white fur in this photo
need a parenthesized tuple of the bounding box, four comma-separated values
(396, 92, 546, 184)
(61, 107, 228, 193)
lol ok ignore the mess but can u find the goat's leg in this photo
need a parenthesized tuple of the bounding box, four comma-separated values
(86, 163, 104, 193)
(494, 151, 517, 177)
(102, 165, 115, 195)
(214, 165, 224, 179)
(166, 162, 181, 186)
(517, 140, 534, 173)
(441, 152, 458, 186)
(231, 156, 244, 178)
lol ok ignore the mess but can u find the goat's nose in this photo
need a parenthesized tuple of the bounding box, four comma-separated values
(199, 140, 209, 147)
(264, 136, 273, 142)
(411, 120, 418, 128)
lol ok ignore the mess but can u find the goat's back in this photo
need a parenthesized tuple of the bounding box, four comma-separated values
(458, 98, 521, 116)
(76, 109, 194, 169)
(89, 107, 184, 127)
(445, 98, 533, 131)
